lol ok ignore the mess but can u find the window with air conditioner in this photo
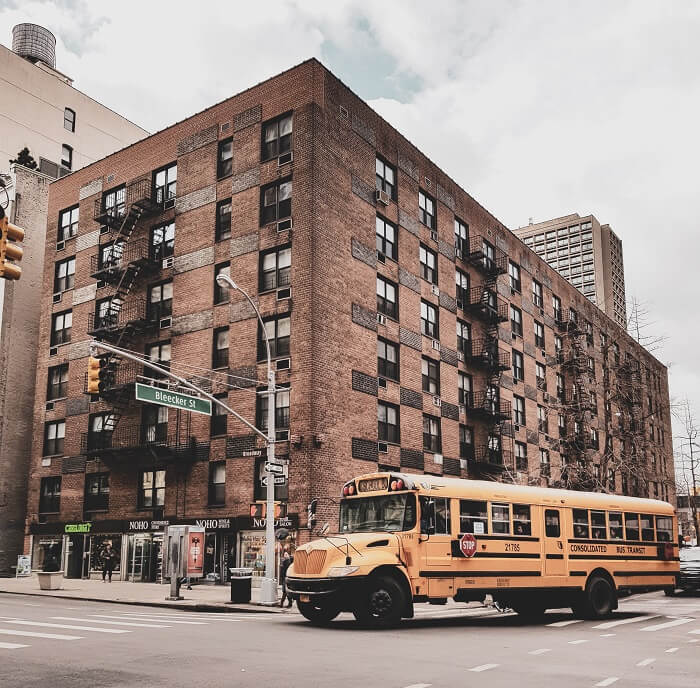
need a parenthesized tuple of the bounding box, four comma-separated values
(153, 162, 177, 206)
(376, 275, 398, 319)
(217, 138, 233, 178)
(260, 178, 292, 225)
(261, 112, 293, 161)
(54, 256, 75, 293)
(259, 315, 290, 360)
(58, 205, 79, 241)
(376, 215, 397, 260)
(378, 401, 400, 444)
(377, 338, 399, 381)
(454, 217, 469, 258)
(419, 244, 438, 285)
(256, 385, 290, 441)
(260, 245, 291, 292)
(150, 221, 175, 260)
(421, 300, 438, 338)
(421, 357, 440, 396)
(423, 414, 441, 453)
(375, 156, 397, 201)
(419, 190, 436, 229)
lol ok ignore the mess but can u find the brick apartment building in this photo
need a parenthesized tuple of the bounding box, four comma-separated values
(23, 59, 675, 584)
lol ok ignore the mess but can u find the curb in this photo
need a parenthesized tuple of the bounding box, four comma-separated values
(0, 589, 287, 614)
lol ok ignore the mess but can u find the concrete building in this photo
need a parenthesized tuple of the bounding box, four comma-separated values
(23, 59, 673, 584)
(0, 24, 147, 576)
(513, 214, 627, 328)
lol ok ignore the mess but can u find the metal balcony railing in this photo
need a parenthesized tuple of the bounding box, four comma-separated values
(90, 238, 159, 282)
(93, 178, 164, 227)
(472, 446, 512, 470)
(461, 338, 510, 371)
(556, 308, 582, 333)
(465, 235, 507, 276)
(464, 391, 511, 421)
(462, 286, 508, 324)
(81, 424, 201, 458)
(87, 300, 154, 338)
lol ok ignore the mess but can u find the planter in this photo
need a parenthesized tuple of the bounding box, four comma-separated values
(37, 571, 64, 590)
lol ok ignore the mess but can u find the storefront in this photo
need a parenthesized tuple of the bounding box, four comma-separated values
(237, 513, 298, 586)
(124, 519, 169, 582)
(192, 517, 236, 583)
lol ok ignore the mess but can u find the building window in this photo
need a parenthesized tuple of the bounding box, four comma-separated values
(51, 310, 72, 346)
(151, 222, 175, 260)
(87, 412, 112, 450)
(39, 476, 61, 513)
(102, 185, 126, 223)
(378, 401, 400, 444)
(214, 263, 230, 304)
(58, 205, 79, 241)
(422, 357, 440, 395)
(513, 395, 525, 426)
(419, 190, 436, 229)
(47, 364, 69, 400)
(460, 425, 474, 459)
(211, 393, 228, 437)
(43, 420, 65, 456)
(61, 144, 73, 170)
(510, 305, 522, 336)
(376, 215, 397, 260)
(509, 261, 521, 292)
(146, 341, 171, 377)
(534, 320, 545, 348)
(454, 218, 469, 258)
(554, 335, 563, 357)
(377, 338, 399, 381)
(259, 246, 291, 291)
(139, 470, 165, 509)
(256, 385, 290, 440)
(208, 462, 226, 505)
(260, 178, 292, 224)
(585, 320, 594, 346)
(458, 372, 472, 406)
(143, 405, 168, 443)
(536, 362, 546, 390)
(455, 269, 469, 308)
(99, 240, 124, 270)
(213, 327, 229, 368)
(552, 294, 562, 321)
(558, 413, 566, 437)
(153, 162, 177, 205)
(262, 113, 293, 161)
(84, 473, 109, 512)
(148, 281, 173, 320)
(515, 441, 527, 471)
(423, 414, 441, 453)
(538, 405, 548, 434)
(54, 257, 75, 293)
(259, 315, 290, 360)
(532, 279, 543, 308)
(217, 137, 233, 178)
(64, 107, 76, 132)
(419, 244, 438, 284)
(421, 300, 438, 338)
(375, 156, 397, 200)
(512, 349, 524, 381)
(540, 448, 550, 468)
(376, 275, 398, 319)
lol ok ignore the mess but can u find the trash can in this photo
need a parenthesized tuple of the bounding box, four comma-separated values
(229, 567, 253, 603)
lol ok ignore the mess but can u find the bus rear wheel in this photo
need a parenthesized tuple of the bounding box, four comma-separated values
(573, 575, 616, 619)
(298, 600, 341, 625)
(354, 575, 405, 628)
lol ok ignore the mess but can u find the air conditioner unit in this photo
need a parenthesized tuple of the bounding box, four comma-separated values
(431, 284, 439, 296)
(97, 280, 107, 289)
(277, 430, 290, 441)
(52, 293, 62, 304)
(377, 377, 387, 389)
(56, 241, 65, 251)
(99, 226, 110, 235)
(277, 287, 291, 300)
(459, 404, 466, 415)
(432, 396, 441, 408)
(162, 257, 174, 269)
(278, 151, 293, 166)
(460, 458, 467, 469)
(432, 339, 440, 351)
(276, 358, 290, 371)
(377, 313, 386, 326)
(220, 122, 231, 134)
(159, 317, 172, 329)
(46, 401, 54, 411)
(514, 424, 520, 431)
(433, 453, 443, 465)
(430, 230, 438, 242)
(375, 189, 390, 205)
(378, 442, 389, 454)
(457, 351, 464, 362)
(376, 251, 386, 264)
(277, 218, 293, 232)
(164, 197, 175, 210)
(49, 347, 58, 357)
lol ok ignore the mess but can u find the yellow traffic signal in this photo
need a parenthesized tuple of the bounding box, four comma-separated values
(87, 356, 103, 394)
(0, 209, 24, 281)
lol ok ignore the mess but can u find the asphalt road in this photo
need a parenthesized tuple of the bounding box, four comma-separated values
(0, 591, 698, 687)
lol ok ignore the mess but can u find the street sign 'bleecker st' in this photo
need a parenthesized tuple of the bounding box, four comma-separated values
(135, 382, 212, 416)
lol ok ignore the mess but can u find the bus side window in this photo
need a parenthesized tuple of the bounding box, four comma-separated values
(544, 509, 560, 538)
(491, 503, 511, 535)
(608, 512, 623, 539)
(656, 516, 672, 542)
(420, 497, 434, 534)
(513, 504, 531, 535)
(625, 513, 640, 540)
(434, 498, 451, 535)
(591, 510, 606, 539)
(573, 509, 589, 538)
(460, 500, 488, 534)
(640, 514, 655, 541)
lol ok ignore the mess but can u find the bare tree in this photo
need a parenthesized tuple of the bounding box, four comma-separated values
(674, 399, 699, 543)
(626, 296, 667, 354)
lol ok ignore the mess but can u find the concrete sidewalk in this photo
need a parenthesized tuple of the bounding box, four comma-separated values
(0, 574, 295, 613)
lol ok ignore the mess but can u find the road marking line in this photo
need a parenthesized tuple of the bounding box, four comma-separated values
(641, 618, 693, 632)
(547, 619, 583, 627)
(665, 647, 679, 653)
(90, 615, 206, 625)
(0, 641, 30, 649)
(636, 658, 655, 667)
(529, 648, 551, 655)
(51, 616, 171, 628)
(0, 629, 82, 640)
(0, 619, 128, 634)
(600, 633, 616, 637)
(568, 639, 588, 644)
(119, 612, 235, 620)
(403, 684, 432, 688)
(469, 664, 499, 672)
(594, 615, 659, 629)
(688, 638, 699, 643)
(595, 678, 619, 687)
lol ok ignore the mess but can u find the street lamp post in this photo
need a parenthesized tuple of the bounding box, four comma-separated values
(217, 273, 278, 605)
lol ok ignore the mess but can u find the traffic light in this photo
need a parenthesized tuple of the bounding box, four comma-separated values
(86, 355, 106, 394)
(0, 206, 24, 281)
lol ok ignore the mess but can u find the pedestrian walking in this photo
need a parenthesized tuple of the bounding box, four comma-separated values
(102, 544, 116, 582)
(279, 550, 294, 608)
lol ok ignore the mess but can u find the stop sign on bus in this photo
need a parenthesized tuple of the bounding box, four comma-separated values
(459, 532, 477, 557)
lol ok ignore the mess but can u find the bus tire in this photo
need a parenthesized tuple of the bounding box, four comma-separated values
(354, 575, 405, 629)
(574, 574, 616, 619)
(663, 586, 676, 597)
(298, 600, 341, 625)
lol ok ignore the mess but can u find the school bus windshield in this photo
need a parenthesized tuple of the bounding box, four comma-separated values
(339, 493, 416, 533)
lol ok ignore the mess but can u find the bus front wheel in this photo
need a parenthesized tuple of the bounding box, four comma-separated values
(354, 575, 405, 628)
(298, 600, 341, 625)
(572, 575, 616, 619)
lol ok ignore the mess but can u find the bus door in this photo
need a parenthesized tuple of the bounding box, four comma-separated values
(543, 508, 567, 576)
(419, 496, 452, 568)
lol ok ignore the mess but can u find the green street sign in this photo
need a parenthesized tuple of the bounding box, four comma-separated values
(135, 382, 212, 416)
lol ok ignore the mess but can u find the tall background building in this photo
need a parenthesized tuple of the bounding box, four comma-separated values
(514, 214, 627, 328)
(22, 59, 673, 586)
(0, 23, 147, 576)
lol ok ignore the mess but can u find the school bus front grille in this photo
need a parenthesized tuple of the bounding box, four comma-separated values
(306, 550, 327, 575)
(294, 550, 308, 574)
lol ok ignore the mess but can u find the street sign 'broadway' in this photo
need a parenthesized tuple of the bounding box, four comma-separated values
(135, 382, 212, 416)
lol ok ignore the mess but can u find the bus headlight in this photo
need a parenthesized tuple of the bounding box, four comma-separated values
(328, 566, 360, 577)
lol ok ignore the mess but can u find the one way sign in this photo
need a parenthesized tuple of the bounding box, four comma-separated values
(265, 462, 285, 475)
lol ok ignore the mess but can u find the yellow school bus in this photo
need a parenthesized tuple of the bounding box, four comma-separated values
(286, 472, 678, 628)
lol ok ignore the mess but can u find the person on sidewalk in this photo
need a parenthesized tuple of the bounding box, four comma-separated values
(279, 550, 294, 608)
(102, 544, 116, 583)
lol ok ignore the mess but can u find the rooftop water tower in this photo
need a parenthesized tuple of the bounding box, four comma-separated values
(12, 23, 56, 68)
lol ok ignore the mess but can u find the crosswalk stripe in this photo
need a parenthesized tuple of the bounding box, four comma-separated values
(0, 641, 30, 649)
(594, 678, 619, 687)
(0, 629, 82, 640)
(529, 648, 551, 655)
(665, 647, 679, 653)
(636, 658, 655, 666)
(0, 619, 128, 634)
(593, 615, 659, 629)
(547, 619, 583, 627)
(118, 612, 241, 621)
(469, 664, 499, 672)
(689, 629, 700, 635)
(641, 618, 693, 632)
(568, 639, 588, 645)
(51, 616, 171, 628)
(90, 614, 206, 625)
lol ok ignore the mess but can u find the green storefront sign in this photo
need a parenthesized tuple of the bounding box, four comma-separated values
(135, 383, 212, 416)
(65, 522, 92, 533)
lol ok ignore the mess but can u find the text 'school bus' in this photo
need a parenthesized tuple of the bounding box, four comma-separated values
(286, 473, 679, 628)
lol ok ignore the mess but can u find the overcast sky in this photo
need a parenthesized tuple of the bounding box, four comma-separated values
(2, 0, 699, 453)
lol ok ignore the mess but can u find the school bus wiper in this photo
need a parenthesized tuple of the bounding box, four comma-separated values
(321, 535, 364, 564)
